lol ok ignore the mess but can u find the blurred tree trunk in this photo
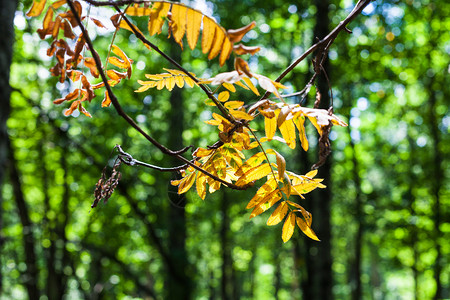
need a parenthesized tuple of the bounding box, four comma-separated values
(348, 126, 363, 300)
(429, 81, 443, 300)
(7, 138, 40, 300)
(220, 192, 234, 300)
(309, 0, 334, 298)
(166, 41, 192, 299)
(0, 0, 17, 291)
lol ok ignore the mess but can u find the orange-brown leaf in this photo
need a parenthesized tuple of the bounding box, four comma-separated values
(234, 57, 253, 77)
(26, 0, 47, 17)
(102, 90, 112, 107)
(84, 57, 100, 78)
(227, 21, 256, 43)
(233, 44, 261, 55)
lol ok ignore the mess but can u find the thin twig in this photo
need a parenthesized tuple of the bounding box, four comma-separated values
(260, 0, 373, 100)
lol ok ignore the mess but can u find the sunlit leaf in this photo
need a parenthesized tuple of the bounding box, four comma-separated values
(267, 201, 288, 226)
(26, 0, 47, 17)
(282, 212, 296, 243)
(186, 8, 203, 50)
(296, 216, 320, 241)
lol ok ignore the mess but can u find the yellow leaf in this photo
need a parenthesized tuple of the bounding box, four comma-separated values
(279, 119, 296, 149)
(265, 115, 277, 141)
(186, 8, 203, 50)
(305, 170, 318, 178)
(224, 101, 244, 109)
(296, 217, 320, 241)
(125, 4, 152, 16)
(222, 83, 236, 92)
(274, 151, 286, 180)
(229, 110, 254, 121)
(175, 75, 185, 88)
(236, 163, 273, 186)
(282, 212, 296, 243)
(277, 105, 291, 127)
(219, 36, 233, 66)
(208, 28, 225, 60)
(148, 2, 170, 36)
(293, 114, 309, 151)
(26, 0, 47, 17)
(250, 189, 281, 218)
(246, 179, 277, 209)
(202, 16, 216, 54)
(242, 77, 260, 96)
(218, 91, 230, 102)
(165, 76, 176, 91)
(196, 172, 207, 200)
(171, 4, 187, 47)
(178, 172, 196, 194)
(267, 201, 288, 226)
(184, 76, 195, 87)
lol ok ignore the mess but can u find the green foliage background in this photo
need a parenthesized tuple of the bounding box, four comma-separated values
(1, 0, 449, 299)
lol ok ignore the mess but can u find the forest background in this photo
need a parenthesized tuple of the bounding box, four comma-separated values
(0, 0, 449, 299)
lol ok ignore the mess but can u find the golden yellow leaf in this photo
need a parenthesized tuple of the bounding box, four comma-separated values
(224, 101, 244, 109)
(175, 75, 185, 88)
(219, 36, 233, 66)
(265, 115, 277, 141)
(196, 172, 207, 200)
(267, 201, 288, 226)
(250, 189, 281, 218)
(178, 172, 196, 194)
(171, 4, 187, 47)
(277, 105, 291, 127)
(236, 163, 273, 186)
(246, 179, 277, 209)
(125, 4, 152, 16)
(201, 16, 216, 54)
(305, 170, 318, 178)
(293, 114, 309, 151)
(242, 77, 260, 96)
(222, 83, 236, 92)
(218, 91, 230, 102)
(148, 2, 170, 36)
(186, 8, 203, 50)
(229, 110, 253, 121)
(279, 119, 296, 149)
(282, 212, 296, 243)
(208, 28, 225, 60)
(296, 217, 320, 241)
(26, 0, 47, 17)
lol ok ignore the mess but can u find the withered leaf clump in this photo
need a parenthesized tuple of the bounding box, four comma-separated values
(92, 161, 122, 208)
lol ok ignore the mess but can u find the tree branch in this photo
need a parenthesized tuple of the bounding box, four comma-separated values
(261, 0, 373, 100)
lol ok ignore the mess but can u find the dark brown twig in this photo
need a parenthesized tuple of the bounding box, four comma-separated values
(260, 0, 373, 100)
